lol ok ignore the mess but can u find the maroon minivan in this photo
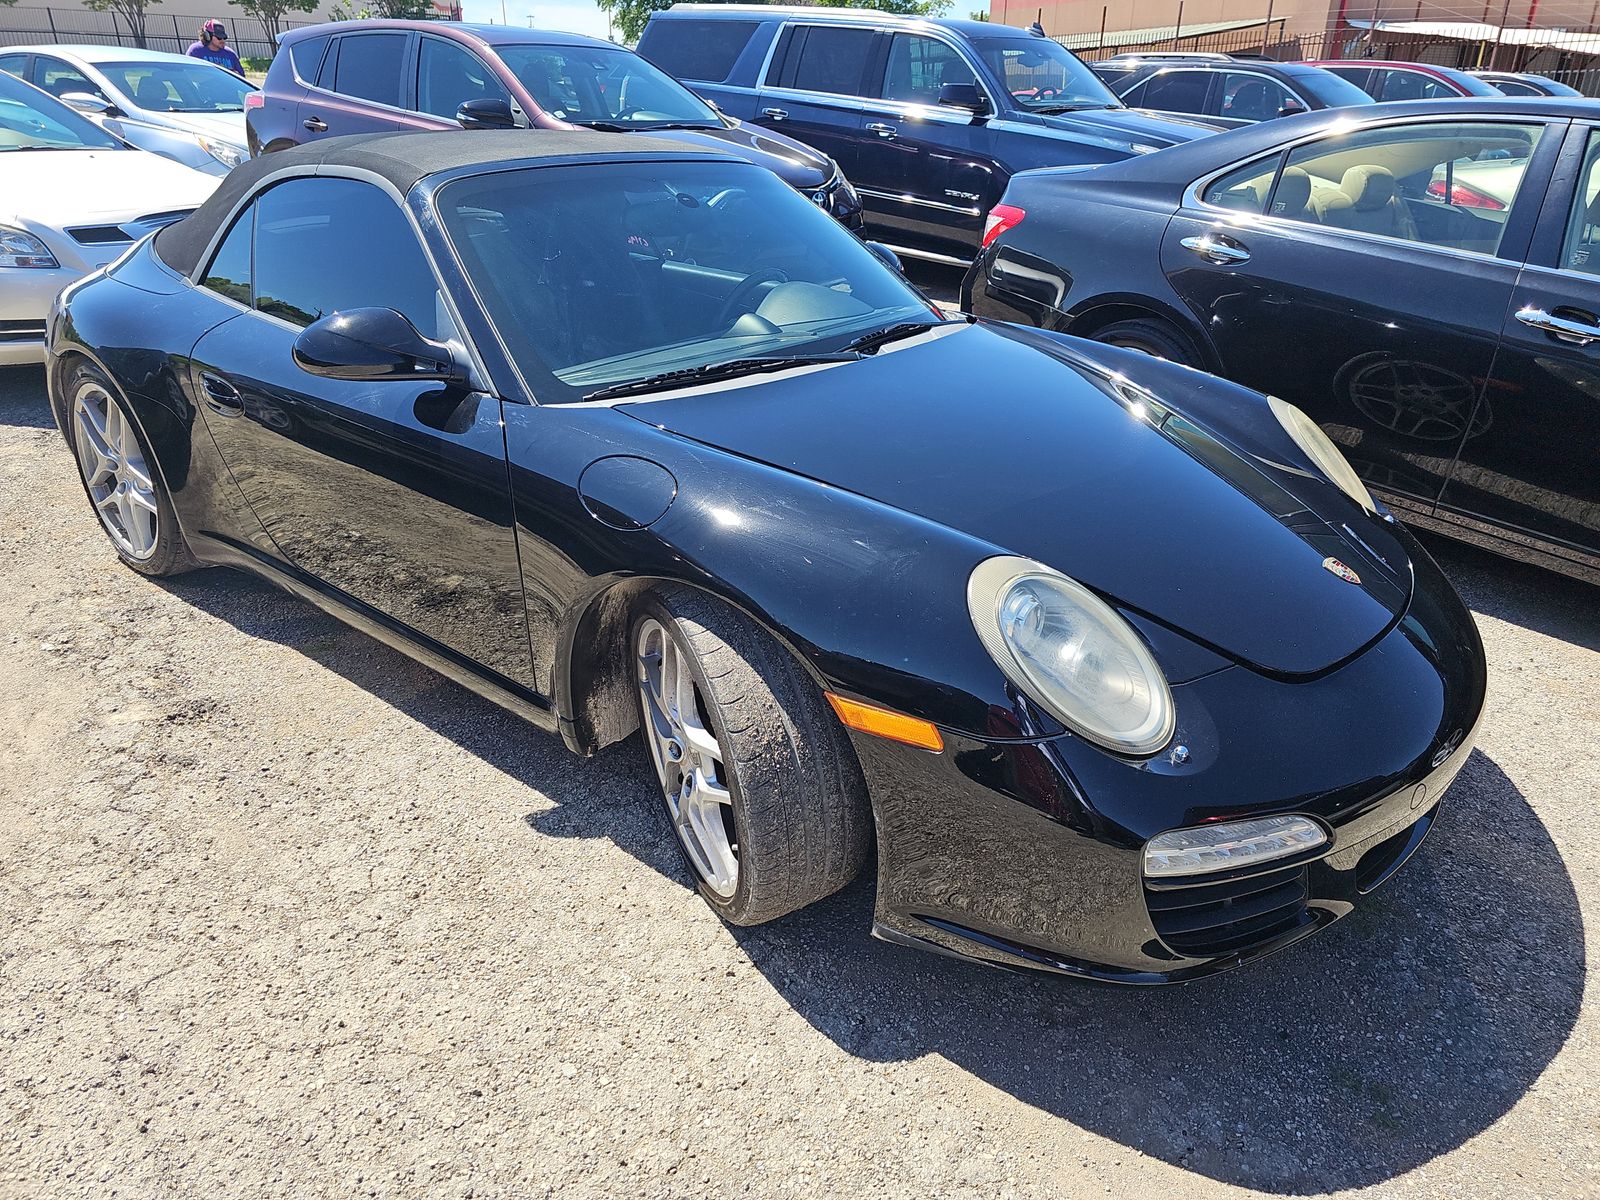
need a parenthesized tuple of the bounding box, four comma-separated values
(246, 20, 864, 229)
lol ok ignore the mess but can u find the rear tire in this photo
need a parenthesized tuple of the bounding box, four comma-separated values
(633, 586, 870, 925)
(1091, 317, 1202, 367)
(65, 360, 198, 578)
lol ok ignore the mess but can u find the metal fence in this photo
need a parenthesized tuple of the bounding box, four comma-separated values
(1067, 23, 1600, 94)
(0, 8, 323, 61)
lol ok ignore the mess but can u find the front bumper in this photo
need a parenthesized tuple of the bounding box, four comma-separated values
(853, 543, 1487, 984)
(0, 267, 81, 365)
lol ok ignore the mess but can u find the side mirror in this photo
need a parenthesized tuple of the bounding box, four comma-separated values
(61, 91, 117, 116)
(292, 308, 468, 386)
(456, 97, 517, 130)
(937, 82, 990, 115)
(865, 242, 904, 274)
(1276, 100, 1307, 118)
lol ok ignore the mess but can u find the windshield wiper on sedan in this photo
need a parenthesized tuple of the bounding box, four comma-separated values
(1032, 102, 1120, 114)
(844, 318, 957, 355)
(633, 120, 721, 131)
(584, 353, 859, 401)
(573, 119, 631, 132)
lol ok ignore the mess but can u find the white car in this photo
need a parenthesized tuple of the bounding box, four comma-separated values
(0, 44, 252, 175)
(1, 71, 217, 366)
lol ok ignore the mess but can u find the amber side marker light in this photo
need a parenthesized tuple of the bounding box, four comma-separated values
(825, 693, 945, 752)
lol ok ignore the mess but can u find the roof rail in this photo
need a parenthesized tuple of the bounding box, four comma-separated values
(1100, 51, 1235, 62)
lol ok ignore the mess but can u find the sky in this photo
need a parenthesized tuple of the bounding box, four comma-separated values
(460, 0, 616, 40)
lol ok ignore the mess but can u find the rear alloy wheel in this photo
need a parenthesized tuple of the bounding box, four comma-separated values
(67, 362, 197, 577)
(1092, 317, 1201, 368)
(633, 587, 870, 925)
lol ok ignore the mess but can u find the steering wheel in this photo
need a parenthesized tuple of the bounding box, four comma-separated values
(1032, 86, 1063, 101)
(716, 269, 789, 328)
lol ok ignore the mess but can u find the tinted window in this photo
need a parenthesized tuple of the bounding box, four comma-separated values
(499, 44, 717, 128)
(316, 37, 339, 88)
(333, 33, 406, 108)
(1560, 129, 1600, 274)
(972, 36, 1120, 110)
(1202, 155, 1279, 213)
(1493, 78, 1542, 96)
(289, 34, 330, 83)
(1278, 120, 1545, 256)
(1377, 69, 1457, 101)
(1291, 68, 1378, 108)
(33, 57, 102, 101)
(417, 38, 509, 119)
(0, 54, 28, 78)
(254, 178, 441, 335)
(882, 34, 976, 104)
(639, 18, 758, 83)
(1323, 66, 1374, 97)
(1218, 72, 1294, 121)
(783, 26, 876, 96)
(1141, 70, 1209, 113)
(437, 160, 933, 403)
(202, 205, 252, 305)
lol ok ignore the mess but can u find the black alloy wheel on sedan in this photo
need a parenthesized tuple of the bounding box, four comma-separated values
(965, 97, 1600, 586)
(52, 131, 1485, 984)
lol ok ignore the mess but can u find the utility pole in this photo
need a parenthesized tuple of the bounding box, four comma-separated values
(1261, 0, 1275, 55)
(1490, 0, 1512, 69)
(1173, 0, 1183, 49)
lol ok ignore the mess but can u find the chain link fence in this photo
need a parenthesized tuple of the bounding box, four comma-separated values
(0, 8, 323, 60)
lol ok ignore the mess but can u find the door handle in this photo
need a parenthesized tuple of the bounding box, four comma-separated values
(302, 116, 328, 132)
(761, 107, 788, 121)
(198, 371, 244, 416)
(866, 122, 898, 138)
(1515, 304, 1600, 345)
(1180, 233, 1250, 265)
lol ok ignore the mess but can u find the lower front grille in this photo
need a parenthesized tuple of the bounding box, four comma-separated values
(1146, 864, 1310, 959)
(0, 320, 47, 343)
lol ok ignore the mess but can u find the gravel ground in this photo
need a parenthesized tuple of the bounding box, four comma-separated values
(1, 342, 1596, 1200)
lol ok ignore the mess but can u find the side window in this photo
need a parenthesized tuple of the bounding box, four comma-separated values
(34, 57, 102, 100)
(332, 33, 406, 108)
(638, 19, 758, 83)
(1496, 79, 1542, 96)
(254, 178, 442, 337)
(881, 34, 976, 105)
(417, 38, 510, 119)
(1140, 70, 1209, 114)
(1280, 120, 1545, 254)
(1560, 130, 1600, 274)
(201, 205, 253, 306)
(1379, 70, 1455, 102)
(316, 38, 340, 89)
(0, 54, 28, 78)
(1325, 66, 1374, 97)
(1219, 72, 1294, 121)
(1202, 155, 1280, 214)
(781, 26, 877, 97)
(289, 34, 331, 84)
(1120, 78, 1148, 107)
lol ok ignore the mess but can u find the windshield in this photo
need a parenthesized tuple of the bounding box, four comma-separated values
(97, 60, 254, 112)
(971, 37, 1122, 111)
(0, 70, 122, 151)
(437, 161, 937, 403)
(1289, 68, 1376, 109)
(498, 44, 719, 128)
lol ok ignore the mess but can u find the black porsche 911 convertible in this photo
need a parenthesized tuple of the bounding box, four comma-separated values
(47, 131, 1486, 983)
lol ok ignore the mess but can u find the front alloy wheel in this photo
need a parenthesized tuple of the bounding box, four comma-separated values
(73, 378, 159, 560)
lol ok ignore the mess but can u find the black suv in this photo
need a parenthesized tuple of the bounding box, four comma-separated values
(636, 4, 1222, 264)
(1091, 53, 1375, 123)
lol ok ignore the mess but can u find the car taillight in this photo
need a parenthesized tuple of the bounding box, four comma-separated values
(982, 203, 1026, 248)
(244, 92, 265, 109)
(1425, 179, 1503, 210)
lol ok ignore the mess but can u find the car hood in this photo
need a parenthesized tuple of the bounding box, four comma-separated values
(630, 121, 833, 188)
(0, 148, 216, 229)
(138, 109, 249, 147)
(1030, 104, 1224, 148)
(617, 323, 1413, 677)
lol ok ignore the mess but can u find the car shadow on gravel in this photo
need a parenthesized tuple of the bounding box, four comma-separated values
(156, 568, 1584, 1196)
(0, 366, 54, 429)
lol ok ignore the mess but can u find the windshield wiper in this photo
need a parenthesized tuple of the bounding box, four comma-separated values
(634, 121, 719, 130)
(1033, 102, 1119, 114)
(584, 353, 859, 401)
(574, 119, 630, 132)
(844, 319, 954, 355)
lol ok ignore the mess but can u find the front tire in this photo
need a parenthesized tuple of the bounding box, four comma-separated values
(633, 587, 870, 925)
(66, 361, 197, 577)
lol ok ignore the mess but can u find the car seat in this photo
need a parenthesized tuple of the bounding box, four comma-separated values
(1227, 80, 1275, 121)
(133, 74, 171, 110)
(1322, 165, 1418, 239)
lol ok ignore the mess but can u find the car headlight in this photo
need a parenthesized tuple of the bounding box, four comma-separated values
(1268, 395, 1376, 513)
(967, 555, 1174, 756)
(0, 225, 60, 269)
(198, 136, 244, 170)
(1144, 814, 1328, 878)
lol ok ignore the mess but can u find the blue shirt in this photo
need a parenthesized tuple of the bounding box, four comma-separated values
(186, 42, 243, 75)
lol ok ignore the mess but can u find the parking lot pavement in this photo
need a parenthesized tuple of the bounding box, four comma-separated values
(2, 359, 1596, 1200)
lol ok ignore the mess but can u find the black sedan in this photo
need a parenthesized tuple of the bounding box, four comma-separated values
(965, 97, 1600, 586)
(49, 132, 1485, 983)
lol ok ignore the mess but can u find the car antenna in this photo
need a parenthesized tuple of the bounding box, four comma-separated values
(1029, 16, 1047, 36)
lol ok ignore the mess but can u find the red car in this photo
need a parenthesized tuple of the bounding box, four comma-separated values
(1305, 59, 1506, 102)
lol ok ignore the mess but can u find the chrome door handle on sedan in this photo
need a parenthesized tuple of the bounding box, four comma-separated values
(1181, 234, 1251, 265)
(866, 122, 898, 139)
(302, 116, 328, 133)
(1515, 305, 1600, 345)
(761, 107, 788, 121)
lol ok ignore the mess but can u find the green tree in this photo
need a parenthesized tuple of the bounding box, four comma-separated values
(594, 0, 669, 45)
(231, 0, 321, 46)
(83, 0, 160, 48)
(969, 9, 990, 18)
(815, 0, 953, 14)
(327, 0, 434, 18)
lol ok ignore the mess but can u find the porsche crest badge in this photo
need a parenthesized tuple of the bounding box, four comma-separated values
(1321, 556, 1361, 585)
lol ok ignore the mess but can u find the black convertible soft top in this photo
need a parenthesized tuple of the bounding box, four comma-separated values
(153, 130, 733, 277)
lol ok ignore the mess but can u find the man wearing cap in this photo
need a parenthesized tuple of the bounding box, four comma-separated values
(187, 20, 244, 76)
